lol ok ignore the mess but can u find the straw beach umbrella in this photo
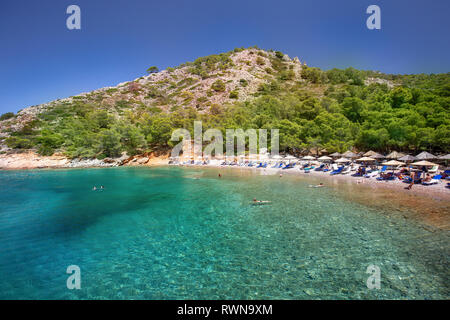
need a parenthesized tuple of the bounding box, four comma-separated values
(335, 157, 351, 163)
(342, 151, 358, 158)
(415, 151, 436, 160)
(329, 152, 341, 158)
(318, 156, 332, 161)
(399, 155, 417, 162)
(302, 155, 316, 160)
(370, 153, 384, 159)
(285, 154, 297, 163)
(386, 151, 405, 159)
(411, 160, 438, 167)
(438, 154, 450, 166)
(356, 157, 375, 162)
(382, 160, 405, 166)
(363, 150, 377, 157)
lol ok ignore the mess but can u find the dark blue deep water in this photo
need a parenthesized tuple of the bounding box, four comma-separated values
(0, 167, 448, 299)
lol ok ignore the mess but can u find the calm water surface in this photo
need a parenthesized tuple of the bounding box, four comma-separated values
(0, 166, 448, 299)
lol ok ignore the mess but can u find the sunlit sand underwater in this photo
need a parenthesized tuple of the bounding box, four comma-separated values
(0, 166, 448, 299)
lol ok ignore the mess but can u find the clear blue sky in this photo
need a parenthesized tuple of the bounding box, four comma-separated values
(0, 0, 449, 114)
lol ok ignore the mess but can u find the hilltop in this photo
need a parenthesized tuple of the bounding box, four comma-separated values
(2, 48, 303, 127)
(0, 47, 449, 166)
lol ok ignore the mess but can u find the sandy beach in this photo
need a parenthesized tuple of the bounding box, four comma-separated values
(174, 162, 450, 198)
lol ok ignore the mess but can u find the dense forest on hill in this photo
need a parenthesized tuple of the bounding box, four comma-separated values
(1, 47, 449, 159)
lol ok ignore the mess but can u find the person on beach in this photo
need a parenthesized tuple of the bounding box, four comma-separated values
(423, 174, 431, 183)
(406, 172, 415, 190)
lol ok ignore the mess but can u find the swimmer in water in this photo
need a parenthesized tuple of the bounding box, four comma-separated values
(100, 185, 104, 189)
(309, 183, 324, 188)
(92, 186, 97, 191)
(253, 198, 271, 204)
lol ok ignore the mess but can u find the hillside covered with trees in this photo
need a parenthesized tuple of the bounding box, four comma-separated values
(0, 47, 449, 159)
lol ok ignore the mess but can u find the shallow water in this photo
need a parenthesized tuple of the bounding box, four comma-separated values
(0, 166, 448, 299)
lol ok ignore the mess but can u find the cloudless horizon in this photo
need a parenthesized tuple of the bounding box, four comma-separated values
(0, 0, 449, 113)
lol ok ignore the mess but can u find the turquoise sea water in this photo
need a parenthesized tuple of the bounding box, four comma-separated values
(0, 166, 448, 299)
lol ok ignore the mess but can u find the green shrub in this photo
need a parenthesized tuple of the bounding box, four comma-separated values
(275, 51, 284, 59)
(256, 57, 265, 66)
(211, 80, 226, 92)
(229, 91, 239, 99)
(0, 112, 15, 121)
(301, 66, 327, 84)
(257, 51, 267, 57)
(197, 96, 208, 103)
(5, 136, 34, 149)
(279, 70, 295, 81)
(105, 88, 118, 94)
(147, 66, 159, 74)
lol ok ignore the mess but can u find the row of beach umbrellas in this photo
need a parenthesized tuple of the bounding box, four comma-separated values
(327, 150, 449, 161)
(300, 150, 449, 168)
(172, 151, 449, 165)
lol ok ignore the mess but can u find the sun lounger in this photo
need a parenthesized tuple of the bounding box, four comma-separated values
(314, 164, 325, 171)
(330, 167, 344, 175)
(428, 165, 438, 174)
(364, 170, 379, 178)
(282, 163, 296, 169)
(341, 166, 352, 175)
(422, 175, 442, 185)
(376, 172, 395, 181)
(352, 167, 366, 177)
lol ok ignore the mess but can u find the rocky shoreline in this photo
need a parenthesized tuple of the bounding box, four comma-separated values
(0, 151, 168, 170)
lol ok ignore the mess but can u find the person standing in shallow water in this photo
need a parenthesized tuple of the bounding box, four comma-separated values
(218, 173, 222, 178)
